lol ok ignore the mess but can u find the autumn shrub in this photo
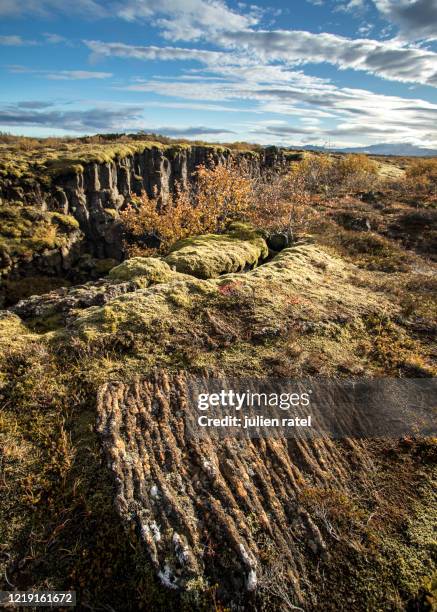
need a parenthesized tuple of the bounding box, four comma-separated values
(289, 153, 379, 195)
(120, 156, 321, 256)
(385, 158, 437, 206)
(247, 169, 317, 238)
(405, 158, 437, 196)
(289, 154, 334, 193)
(120, 187, 203, 257)
(120, 159, 254, 256)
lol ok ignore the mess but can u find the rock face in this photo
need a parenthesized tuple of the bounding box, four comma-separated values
(0, 145, 287, 292)
(1, 146, 287, 262)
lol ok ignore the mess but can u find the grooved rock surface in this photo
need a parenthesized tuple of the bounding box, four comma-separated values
(97, 370, 382, 604)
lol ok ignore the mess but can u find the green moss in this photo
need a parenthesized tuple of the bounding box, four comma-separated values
(0, 203, 82, 276)
(51, 212, 80, 231)
(165, 223, 269, 279)
(108, 257, 187, 285)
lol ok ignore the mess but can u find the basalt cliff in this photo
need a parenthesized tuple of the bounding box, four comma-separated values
(0, 143, 287, 290)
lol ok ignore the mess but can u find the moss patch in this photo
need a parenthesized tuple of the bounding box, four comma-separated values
(165, 223, 269, 279)
(0, 203, 81, 277)
(108, 257, 188, 285)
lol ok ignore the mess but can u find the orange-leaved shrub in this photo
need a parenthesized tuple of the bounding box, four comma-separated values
(120, 158, 254, 256)
(289, 153, 378, 195)
(120, 156, 323, 256)
(405, 158, 437, 196)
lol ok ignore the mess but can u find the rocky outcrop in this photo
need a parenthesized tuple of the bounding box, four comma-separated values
(7, 146, 286, 260)
(0, 145, 288, 289)
(96, 371, 434, 606)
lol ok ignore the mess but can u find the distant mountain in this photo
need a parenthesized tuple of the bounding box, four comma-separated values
(298, 143, 437, 157)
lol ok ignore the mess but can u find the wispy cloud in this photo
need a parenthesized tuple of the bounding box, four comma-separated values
(7, 65, 112, 80)
(0, 103, 144, 131)
(47, 70, 113, 80)
(0, 102, 236, 136)
(43, 32, 69, 44)
(150, 125, 235, 136)
(16, 101, 56, 109)
(216, 30, 437, 87)
(335, 0, 367, 13)
(0, 35, 37, 45)
(130, 63, 437, 146)
(113, 0, 261, 41)
(85, 40, 228, 64)
(85, 31, 437, 88)
(0, 0, 106, 18)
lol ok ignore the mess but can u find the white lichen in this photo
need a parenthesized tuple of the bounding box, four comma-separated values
(158, 564, 178, 589)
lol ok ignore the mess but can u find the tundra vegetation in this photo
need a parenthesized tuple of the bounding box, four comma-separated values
(0, 135, 436, 611)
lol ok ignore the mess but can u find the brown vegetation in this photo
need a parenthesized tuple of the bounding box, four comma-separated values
(120, 157, 319, 256)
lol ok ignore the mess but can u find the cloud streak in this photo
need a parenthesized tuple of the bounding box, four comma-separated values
(216, 29, 437, 88)
(0, 35, 37, 45)
(7, 65, 113, 80)
(0, 103, 236, 136)
(0, 104, 144, 131)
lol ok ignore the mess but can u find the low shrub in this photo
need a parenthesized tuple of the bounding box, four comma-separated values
(289, 153, 379, 195)
(120, 158, 317, 256)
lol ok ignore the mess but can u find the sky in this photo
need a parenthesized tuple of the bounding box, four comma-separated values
(0, 0, 436, 148)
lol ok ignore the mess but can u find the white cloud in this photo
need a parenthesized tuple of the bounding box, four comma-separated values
(86, 31, 437, 89)
(128, 60, 437, 147)
(43, 33, 68, 44)
(113, 0, 260, 41)
(85, 40, 229, 64)
(7, 65, 112, 79)
(357, 22, 374, 35)
(46, 70, 112, 80)
(373, 0, 437, 42)
(217, 29, 437, 87)
(0, 104, 144, 131)
(336, 0, 367, 13)
(0, 0, 106, 18)
(148, 125, 235, 136)
(0, 35, 36, 45)
(0, 102, 236, 136)
(0, 0, 260, 42)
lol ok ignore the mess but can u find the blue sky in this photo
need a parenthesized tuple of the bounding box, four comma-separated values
(0, 0, 436, 147)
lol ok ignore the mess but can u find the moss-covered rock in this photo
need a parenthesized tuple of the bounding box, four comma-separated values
(164, 223, 269, 279)
(0, 203, 83, 279)
(108, 256, 191, 286)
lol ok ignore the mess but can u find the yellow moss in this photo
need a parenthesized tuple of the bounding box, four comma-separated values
(164, 224, 269, 279)
(108, 256, 189, 285)
(71, 243, 392, 348)
(0, 204, 82, 275)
